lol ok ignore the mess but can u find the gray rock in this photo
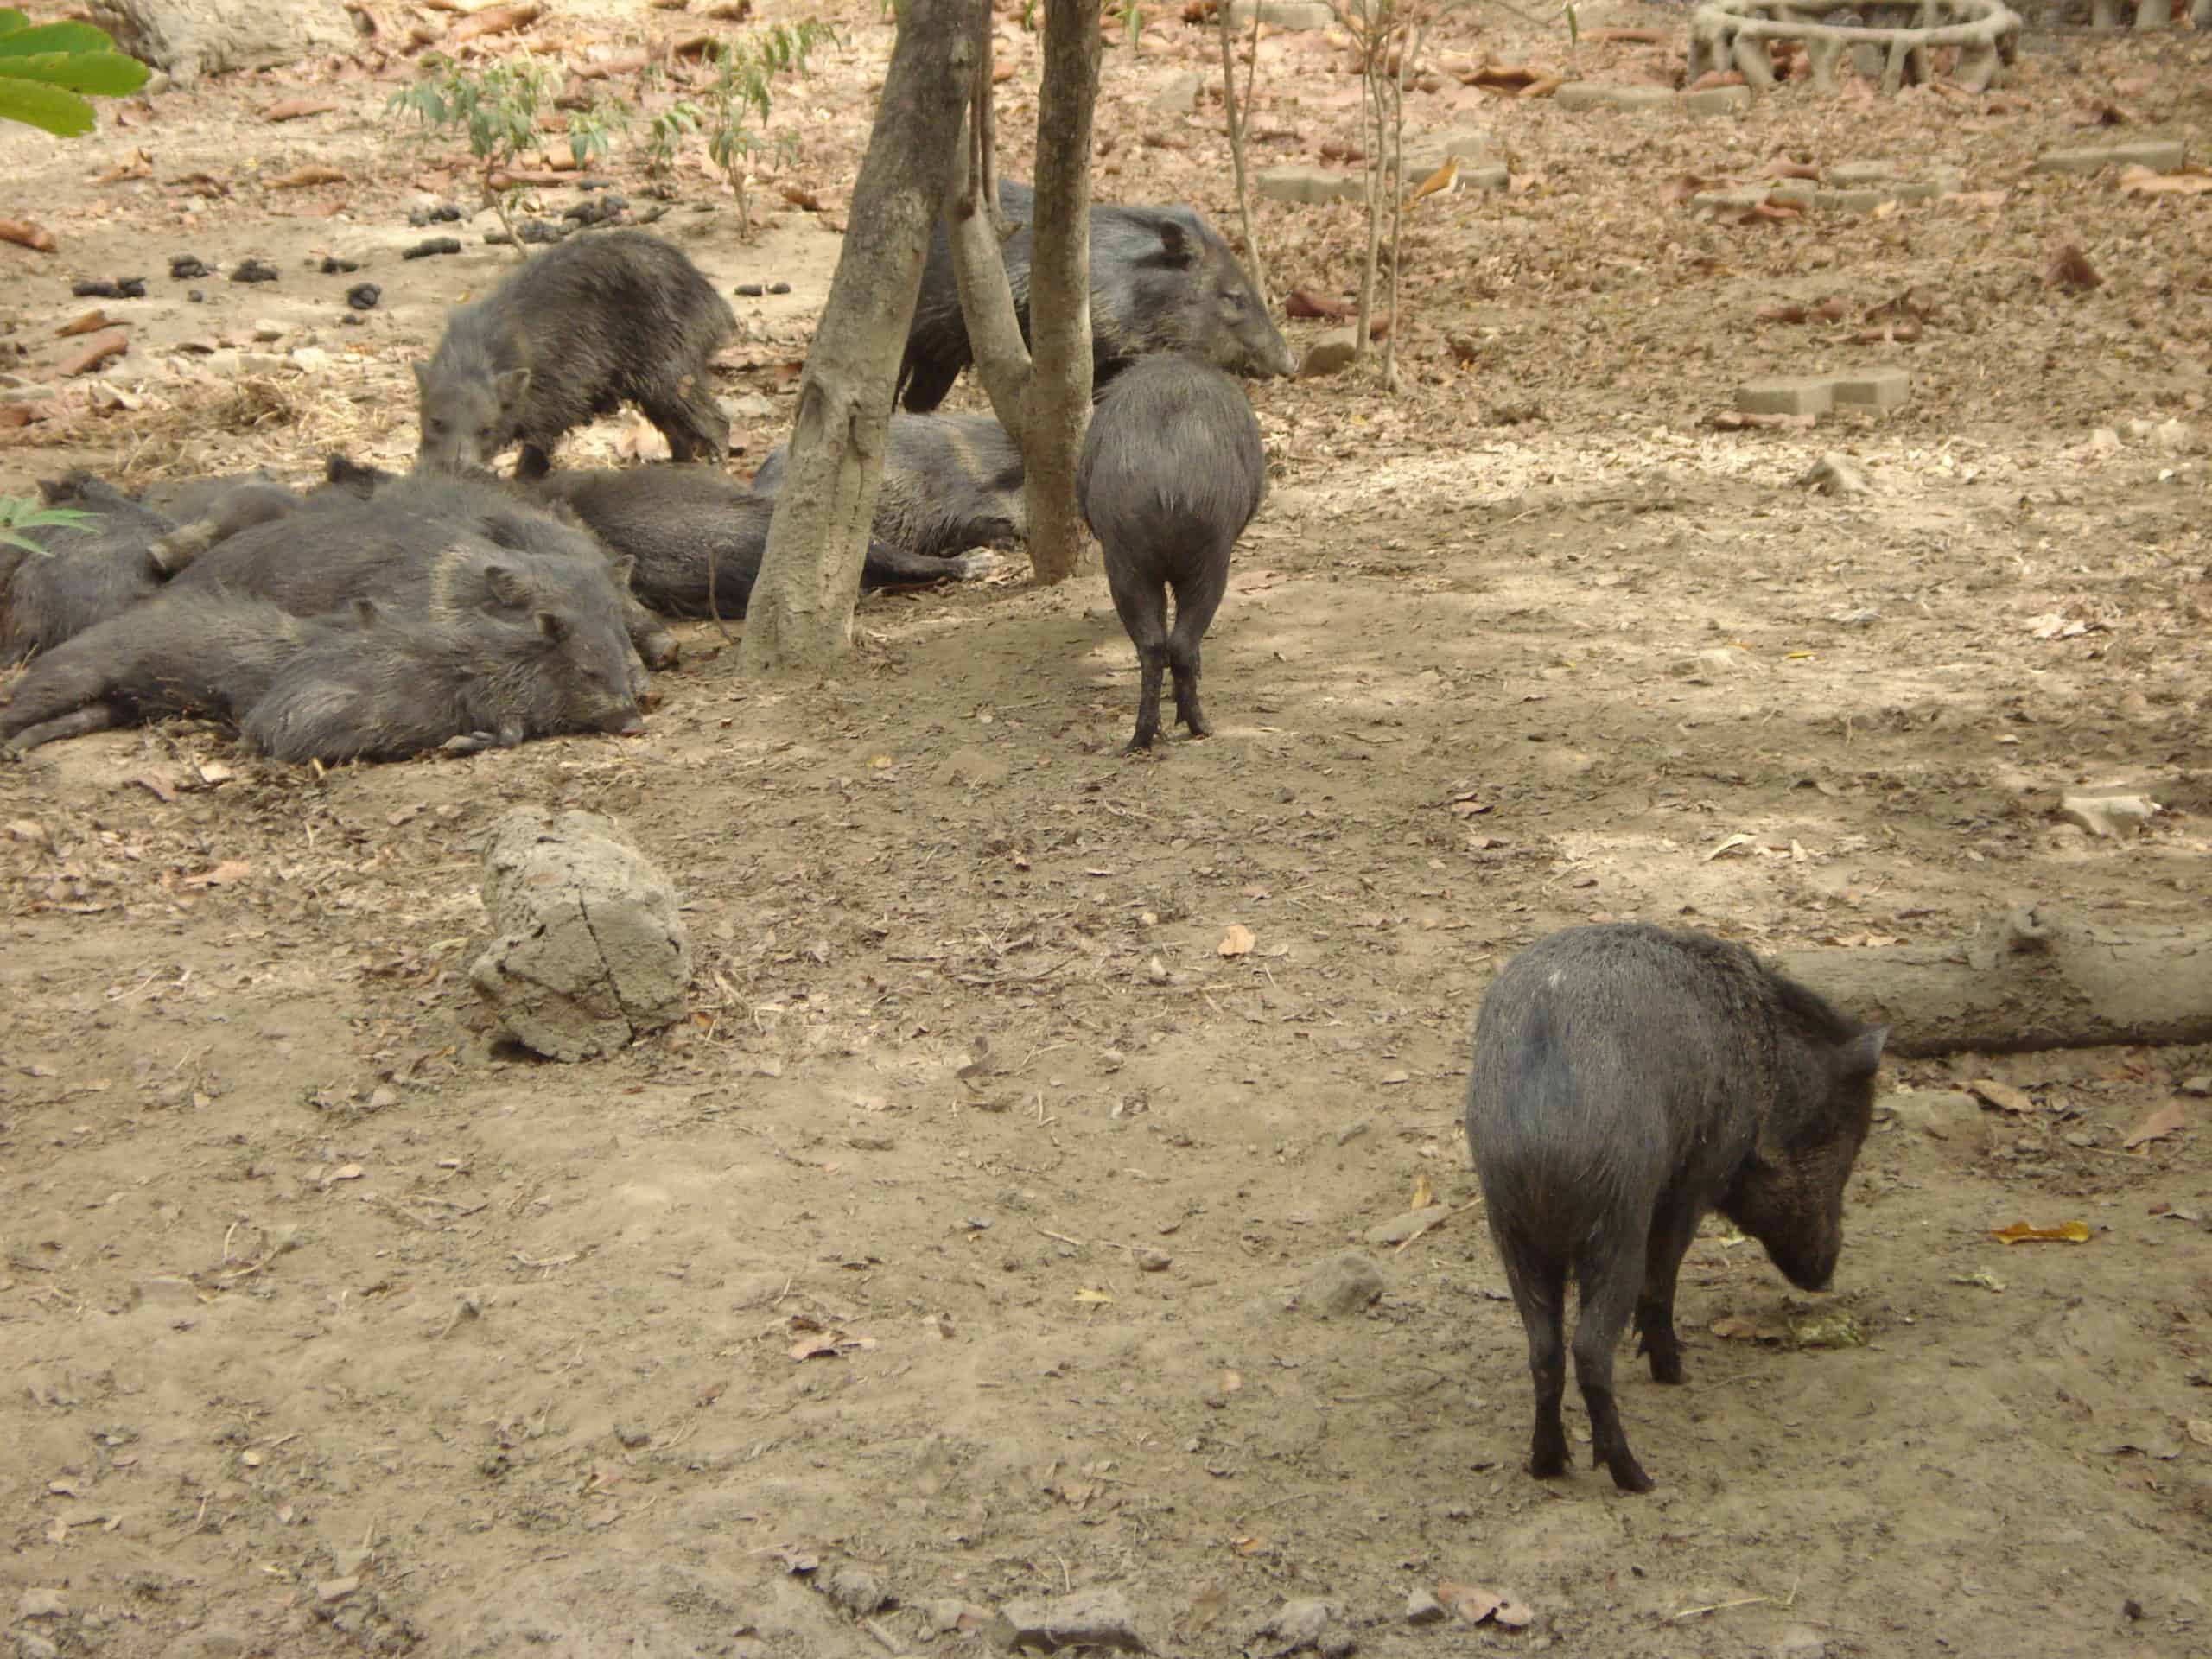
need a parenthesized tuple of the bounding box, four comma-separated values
(1364, 1209, 1443, 1247)
(87, 0, 357, 88)
(2180, 1075, 2210, 1097)
(930, 1599, 993, 1634)
(1299, 330, 1358, 379)
(1154, 73, 1201, 113)
(1405, 1588, 1446, 1624)
(1303, 1251, 1384, 1318)
(469, 810, 692, 1063)
(1881, 1089, 1981, 1140)
(16, 1633, 61, 1659)
(1256, 166, 1367, 206)
(16, 1590, 66, 1619)
(1773, 1627, 1828, 1659)
(819, 1561, 888, 1617)
(991, 1587, 1148, 1652)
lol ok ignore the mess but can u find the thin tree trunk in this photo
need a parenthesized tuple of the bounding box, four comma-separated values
(1382, 19, 1411, 388)
(1020, 0, 1102, 584)
(1216, 0, 1269, 308)
(736, 0, 979, 673)
(1352, 8, 1382, 360)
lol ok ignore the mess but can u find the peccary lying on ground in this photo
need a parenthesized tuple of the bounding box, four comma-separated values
(136, 467, 288, 523)
(0, 589, 365, 755)
(1, 474, 176, 664)
(898, 180, 1298, 414)
(751, 412, 1026, 559)
(1465, 923, 1887, 1495)
(531, 467, 1001, 620)
(414, 229, 737, 480)
(1077, 358, 1266, 753)
(146, 479, 308, 573)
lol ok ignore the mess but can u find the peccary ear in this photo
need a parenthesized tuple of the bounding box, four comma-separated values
(535, 609, 572, 644)
(608, 554, 637, 588)
(494, 367, 532, 412)
(1156, 220, 1196, 268)
(483, 562, 530, 608)
(350, 597, 380, 629)
(1837, 1025, 1888, 1078)
(410, 359, 431, 392)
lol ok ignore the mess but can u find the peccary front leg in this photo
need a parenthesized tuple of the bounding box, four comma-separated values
(645, 387, 730, 466)
(1573, 1234, 1656, 1494)
(1635, 1195, 1703, 1386)
(1103, 562, 1172, 753)
(1166, 555, 1230, 740)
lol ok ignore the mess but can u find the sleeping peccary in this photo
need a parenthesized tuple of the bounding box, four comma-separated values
(1076, 357, 1266, 753)
(1, 474, 176, 664)
(898, 180, 1297, 414)
(531, 466, 1001, 620)
(414, 229, 737, 480)
(750, 412, 1027, 560)
(1465, 923, 1887, 1495)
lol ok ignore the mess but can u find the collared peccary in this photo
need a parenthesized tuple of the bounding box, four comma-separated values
(413, 229, 737, 480)
(137, 467, 289, 523)
(1, 474, 175, 664)
(146, 479, 308, 573)
(1076, 358, 1266, 753)
(168, 466, 671, 696)
(1465, 923, 1888, 1495)
(242, 605, 645, 765)
(751, 412, 1027, 559)
(0, 589, 367, 756)
(531, 466, 1001, 619)
(898, 180, 1299, 414)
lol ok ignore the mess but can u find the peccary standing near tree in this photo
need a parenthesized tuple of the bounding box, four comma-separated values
(532, 467, 1001, 620)
(751, 412, 1027, 559)
(1076, 358, 1266, 753)
(1465, 923, 1888, 1495)
(412, 230, 737, 480)
(898, 181, 1298, 414)
(0, 588, 366, 755)
(1, 474, 176, 664)
(243, 604, 645, 765)
(167, 466, 671, 698)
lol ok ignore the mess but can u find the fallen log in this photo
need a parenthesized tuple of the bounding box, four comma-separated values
(1779, 905, 2212, 1058)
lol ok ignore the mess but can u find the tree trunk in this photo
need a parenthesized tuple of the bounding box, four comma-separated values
(736, 0, 979, 674)
(1019, 0, 1102, 584)
(1776, 905, 2212, 1058)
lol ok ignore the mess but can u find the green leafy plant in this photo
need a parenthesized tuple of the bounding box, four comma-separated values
(388, 54, 565, 259)
(566, 91, 631, 169)
(645, 98, 701, 175)
(0, 497, 92, 556)
(701, 20, 835, 233)
(0, 10, 150, 137)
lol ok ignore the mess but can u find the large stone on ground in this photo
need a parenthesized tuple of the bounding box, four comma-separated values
(89, 0, 358, 86)
(469, 809, 692, 1063)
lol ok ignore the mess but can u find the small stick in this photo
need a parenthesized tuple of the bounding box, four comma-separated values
(1036, 1226, 1087, 1249)
(1669, 1594, 1773, 1623)
(861, 1618, 904, 1655)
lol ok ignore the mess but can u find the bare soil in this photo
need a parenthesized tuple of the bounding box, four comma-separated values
(3, 3, 2211, 1656)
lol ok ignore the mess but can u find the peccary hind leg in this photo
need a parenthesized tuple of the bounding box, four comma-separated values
(1573, 1234, 1656, 1494)
(1635, 1193, 1702, 1386)
(5, 704, 121, 756)
(1166, 555, 1229, 739)
(1103, 559, 1171, 753)
(1499, 1239, 1572, 1481)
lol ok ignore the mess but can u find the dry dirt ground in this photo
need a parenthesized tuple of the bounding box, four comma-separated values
(3, 0, 2211, 1656)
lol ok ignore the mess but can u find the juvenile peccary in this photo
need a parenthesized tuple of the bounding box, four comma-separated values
(1, 474, 175, 664)
(414, 229, 737, 480)
(1465, 924, 1887, 1495)
(898, 180, 1298, 414)
(1077, 358, 1265, 753)
(0, 588, 365, 755)
(137, 467, 289, 522)
(243, 605, 645, 765)
(168, 467, 671, 694)
(751, 413, 1027, 559)
(146, 480, 308, 573)
(532, 467, 1001, 620)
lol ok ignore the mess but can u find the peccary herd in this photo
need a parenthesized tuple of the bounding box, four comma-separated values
(3, 194, 1296, 763)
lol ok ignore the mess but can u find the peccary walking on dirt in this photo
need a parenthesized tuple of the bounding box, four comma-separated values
(413, 229, 737, 480)
(1, 474, 175, 664)
(1465, 923, 1888, 1495)
(751, 412, 1027, 559)
(243, 605, 645, 765)
(1076, 358, 1266, 753)
(898, 180, 1298, 414)
(0, 588, 367, 755)
(531, 467, 1001, 620)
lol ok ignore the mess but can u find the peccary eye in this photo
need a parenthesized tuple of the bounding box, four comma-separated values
(476, 426, 493, 441)
(428, 420, 446, 435)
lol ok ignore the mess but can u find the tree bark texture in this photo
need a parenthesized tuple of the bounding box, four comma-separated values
(1776, 905, 2212, 1058)
(735, 0, 978, 674)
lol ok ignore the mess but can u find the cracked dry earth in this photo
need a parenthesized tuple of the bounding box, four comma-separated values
(2, 0, 2211, 1655)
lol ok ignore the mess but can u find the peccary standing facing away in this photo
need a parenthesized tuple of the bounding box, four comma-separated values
(1, 474, 175, 664)
(1465, 923, 1887, 1495)
(1076, 357, 1266, 753)
(751, 412, 1027, 560)
(414, 229, 737, 480)
(898, 180, 1298, 414)
(0, 588, 364, 755)
(244, 605, 644, 765)
(532, 467, 1000, 620)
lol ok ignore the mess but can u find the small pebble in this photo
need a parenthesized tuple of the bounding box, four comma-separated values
(231, 258, 278, 283)
(346, 282, 381, 311)
(614, 1424, 649, 1448)
(1135, 1247, 1172, 1273)
(1406, 1589, 1446, 1625)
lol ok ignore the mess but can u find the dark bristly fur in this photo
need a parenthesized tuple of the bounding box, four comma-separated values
(413, 229, 738, 480)
(1076, 358, 1266, 753)
(898, 180, 1298, 414)
(532, 466, 1000, 620)
(751, 412, 1027, 559)
(146, 480, 308, 574)
(1, 474, 176, 664)
(1465, 923, 1887, 1495)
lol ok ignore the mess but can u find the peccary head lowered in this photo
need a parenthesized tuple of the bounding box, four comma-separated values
(412, 317, 531, 475)
(1100, 211, 1299, 385)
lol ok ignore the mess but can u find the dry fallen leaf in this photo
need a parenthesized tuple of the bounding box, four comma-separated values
(1990, 1220, 2091, 1245)
(1218, 924, 1255, 957)
(1409, 1171, 1435, 1211)
(264, 97, 340, 122)
(2122, 1100, 2183, 1150)
(1969, 1078, 2035, 1115)
(1073, 1287, 1115, 1306)
(2187, 1420, 2212, 1448)
(0, 218, 56, 252)
(183, 861, 253, 887)
(56, 309, 113, 338)
(273, 164, 348, 188)
(2119, 165, 2212, 196)
(2045, 242, 2101, 292)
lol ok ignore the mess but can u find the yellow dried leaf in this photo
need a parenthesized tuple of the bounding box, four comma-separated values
(2186, 1420, 2212, 1448)
(1990, 1219, 2091, 1245)
(1410, 1171, 1436, 1211)
(1073, 1287, 1115, 1305)
(1970, 1078, 2034, 1114)
(2122, 1100, 2183, 1150)
(1218, 924, 1255, 957)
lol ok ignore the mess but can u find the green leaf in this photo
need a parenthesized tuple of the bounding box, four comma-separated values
(0, 20, 115, 57)
(2, 50, 149, 95)
(0, 75, 93, 135)
(0, 10, 34, 35)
